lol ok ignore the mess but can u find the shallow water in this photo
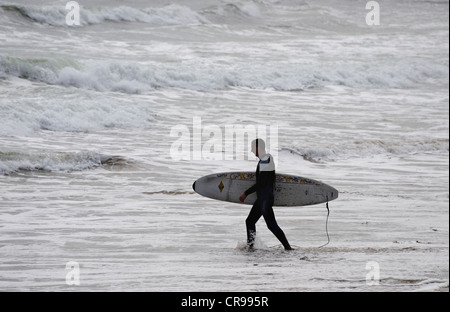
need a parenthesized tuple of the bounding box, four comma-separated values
(0, 0, 448, 291)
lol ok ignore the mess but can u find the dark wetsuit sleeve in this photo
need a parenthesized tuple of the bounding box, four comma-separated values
(244, 183, 257, 196)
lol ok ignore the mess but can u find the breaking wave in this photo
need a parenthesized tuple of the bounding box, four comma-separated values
(0, 72, 155, 136)
(282, 138, 450, 162)
(0, 1, 274, 27)
(1, 55, 447, 93)
(0, 4, 209, 26)
(0, 151, 129, 175)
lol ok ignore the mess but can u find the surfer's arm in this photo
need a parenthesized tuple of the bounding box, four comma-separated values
(244, 184, 257, 196)
(240, 184, 256, 202)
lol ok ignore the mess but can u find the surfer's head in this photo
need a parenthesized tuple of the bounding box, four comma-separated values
(251, 138, 266, 158)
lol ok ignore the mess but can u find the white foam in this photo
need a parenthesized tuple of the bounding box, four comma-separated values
(0, 74, 155, 136)
(1, 55, 448, 93)
(235, 237, 268, 251)
(0, 98, 154, 136)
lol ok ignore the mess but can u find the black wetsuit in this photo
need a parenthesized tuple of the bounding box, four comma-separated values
(244, 154, 292, 250)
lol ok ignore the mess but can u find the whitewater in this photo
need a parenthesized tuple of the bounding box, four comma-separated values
(0, 0, 448, 292)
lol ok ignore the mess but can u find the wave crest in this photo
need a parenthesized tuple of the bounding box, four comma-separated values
(283, 138, 450, 162)
(1, 4, 209, 26)
(0, 151, 125, 175)
(1, 55, 447, 93)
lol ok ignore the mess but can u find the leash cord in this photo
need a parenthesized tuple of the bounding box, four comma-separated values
(318, 199, 330, 248)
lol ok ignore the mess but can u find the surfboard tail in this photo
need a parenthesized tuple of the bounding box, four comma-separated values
(328, 186, 339, 202)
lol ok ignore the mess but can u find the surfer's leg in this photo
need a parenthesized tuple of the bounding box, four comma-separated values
(245, 200, 262, 248)
(261, 198, 292, 250)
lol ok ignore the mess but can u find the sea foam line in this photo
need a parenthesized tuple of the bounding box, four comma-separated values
(0, 151, 128, 175)
(282, 138, 450, 162)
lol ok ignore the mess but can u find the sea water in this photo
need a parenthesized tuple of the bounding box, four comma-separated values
(0, 0, 448, 292)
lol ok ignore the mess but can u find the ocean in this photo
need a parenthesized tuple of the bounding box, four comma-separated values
(0, 0, 448, 292)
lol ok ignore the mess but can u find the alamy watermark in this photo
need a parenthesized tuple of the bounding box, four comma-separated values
(366, 1, 380, 26)
(366, 261, 380, 286)
(65, 261, 80, 285)
(170, 117, 278, 165)
(66, 1, 80, 26)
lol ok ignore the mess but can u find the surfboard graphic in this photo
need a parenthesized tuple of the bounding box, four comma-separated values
(193, 172, 338, 207)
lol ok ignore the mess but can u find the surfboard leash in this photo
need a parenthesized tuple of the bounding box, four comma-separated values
(318, 197, 330, 248)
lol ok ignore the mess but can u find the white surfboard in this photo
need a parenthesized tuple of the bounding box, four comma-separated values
(193, 172, 338, 206)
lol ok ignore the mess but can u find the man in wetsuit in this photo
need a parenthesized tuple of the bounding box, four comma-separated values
(239, 139, 292, 250)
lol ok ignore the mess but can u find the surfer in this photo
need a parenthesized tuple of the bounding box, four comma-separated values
(239, 139, 292, 250)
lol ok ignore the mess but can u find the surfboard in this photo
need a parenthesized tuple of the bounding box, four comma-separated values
(192, 172, 338, 207)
